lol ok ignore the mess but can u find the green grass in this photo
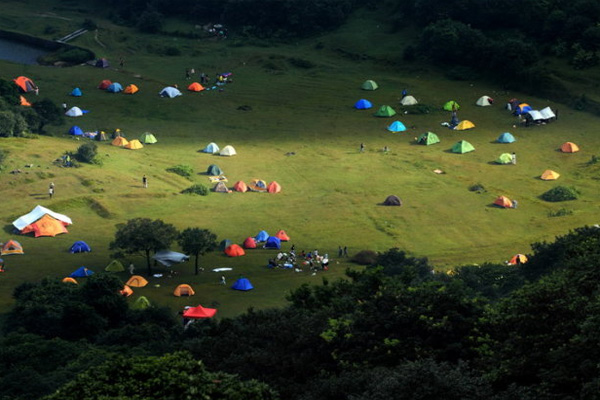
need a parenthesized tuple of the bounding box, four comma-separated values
(1, 1, 600, 317)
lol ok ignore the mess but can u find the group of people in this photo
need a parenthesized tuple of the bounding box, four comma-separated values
(185, 69, 230, 86)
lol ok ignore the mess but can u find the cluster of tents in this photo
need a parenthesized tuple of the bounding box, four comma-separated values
(202, 143, 237, 156)
(109, 132, 158, 149)
(508, 99, 557, 124)
(12, 205, 72, 238)
(221, 229, 290, 257)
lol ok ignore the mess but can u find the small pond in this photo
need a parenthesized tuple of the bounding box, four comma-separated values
(0, 38, 49, 65)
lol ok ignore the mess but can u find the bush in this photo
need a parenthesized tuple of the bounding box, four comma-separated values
(541, 186, 580, 202)
(166, 164, 194, 179)
(38, 47, 94, 66)
(181, 184, 209, 196)
(0, 148, 8, 165)
(350, 250, 378, 265)
(548, 208, 573, 217)
(469, 183, 486, 193)
(75, 142, 98, 163)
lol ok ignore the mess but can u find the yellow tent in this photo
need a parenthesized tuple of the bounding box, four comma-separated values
(62, 277, 78, 284)
(124, 84, 139, 94)
(455, 120, 475, 130)
(541, 170, 560, 180)
(126, 275, 148, 287)
(560, 142, 579, 153)
(173, 284, 195, 297)
(125, 139, 144, 150)
(111, 136, 129, 147)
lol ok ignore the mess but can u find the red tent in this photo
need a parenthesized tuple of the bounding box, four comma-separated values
(224, 244, 245, 257)
(493, 195, 513, 208)
(243, 237, 257, 249)
(183, 305, 217, 319)
(233, 181, 248, 192)
(267, 181, 281, 193)
(98, 79, 112, 90)
(275, 230, 290, 241)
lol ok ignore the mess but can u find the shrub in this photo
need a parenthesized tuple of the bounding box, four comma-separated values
(548, 208, 573, 217)
(181, 184, 209, 196)
(541, 186, 580, 202)
(0, 148, 8, 165)
(166, 164, 194, 179)
(469, 183, 486, 193)
(75, 142, 98, 163)
(350, 250, 378, 265)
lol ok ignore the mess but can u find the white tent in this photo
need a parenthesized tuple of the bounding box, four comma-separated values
(400, 95, 418, 106)
(65, 106, 83, 117)
(12, 205, 73, 231)
(539, 107, 556, 120)
(153, 250, 189, 267)
(219, 145, 237, 156)
(159, 87, 182, 98)
(476, 96, 493, 106)
(527, 110, 544, 121)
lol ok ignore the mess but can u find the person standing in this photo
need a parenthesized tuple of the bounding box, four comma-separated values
(220, 275, 226, 285)
(48, 186, 54, 198)
(142, 175, 148, 188)
(360, 143, 365, 153)
(338, 246, 343, 257)
(128, 263, 135, 275)
(343, 246, 348, 257)
(511, 152, 517, 165)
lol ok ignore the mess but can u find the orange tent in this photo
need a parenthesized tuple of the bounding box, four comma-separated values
(62, 277, 78, 284)
(123, 84, 139, 94)
(243, 237, 257, 249)
(1, 240, 24, 255)
(173, 284, 195, 297)
(111, 136, 129, 147)
(560, 142, 579, 153)
(120, 285, 133, 297)
(13, 76, 37, 93)
(541, 170, 560, 180)
(187, 82, 205, 92)
(275, 230, 290, 241)
(224, 244, 245, 257)
(20, 214, 69, 237)
(98, 79, 112, 90)
(267, 181, 281, 193)
(126, 275, 148, 287)
(508, 254, 528, 265)
(125, 139, 144, 150)
(20, 95, 31, 107)
(233, 181, 248, 192)
(493, 195, 513, 208)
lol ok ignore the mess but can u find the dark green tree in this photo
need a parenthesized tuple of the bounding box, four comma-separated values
(75, 142, 98, 163)
(178, 227, 217, 275)
(32, 98, 63, 133)
(0, 78, 20, 106)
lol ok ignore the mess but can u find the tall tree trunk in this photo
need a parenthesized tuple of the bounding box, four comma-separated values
(146, 249, 152, 275)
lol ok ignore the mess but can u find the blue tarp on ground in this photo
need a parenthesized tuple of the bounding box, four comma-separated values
(255, 230, 269, 242)
(497, 132, 516, 143)
(69, 240, 91, 253)
(264, 236, 281, 249)
(70, 266, 94, 277)
(354, 99, 372, 110)
(231, 277, 254, 291)
(70, 87, 82, 97)
(69, 126, 83, 136)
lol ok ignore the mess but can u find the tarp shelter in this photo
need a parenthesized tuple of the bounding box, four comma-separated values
(508, 254, 528, 265)
(527, 110, 544, 121)
(65, 107, 83, 117)
(454, 120, 475, 131)
(70, 267, 94, 278)
(106, 83, 123, 93)
(126, 275, 148, 287)
(383, 195, 402, 206)
(70, 240, 91, 253)
(69, 126, 84, 136)
(124, 84, 139, 94)
(400, 95, 418, 106)
(213, 181, 230, 193)
(140, 132, 157, 144)
(105, 260, 125, 272)
(183, 305, 217, 318)
(202, 143, 219, 154)
(13, 76, 37, 93)
(207, 164, 223, 176)
(361, 80, 378, 90)
(264, 236, 281, 249)
(225, 244, 245, 257)
(496, 153, 513, 164)
(120, 285, 133, 297)
(267, 181, 281, 193)
(159, 86, 182, 98)
(255, 230, 269, 242)
(125, 139, 143, 150)
(173, 284, 195, 297)
(561, 142, 579, 153)
(452, 140, 475, 154)
(387, 121, 406, 132)
(1, 240, 23, 255)
(243, 237, 257, 249)
(476, 96, 493, 106)
(13, 205, 73, 231)
(131, 296, 151, 310)
(220, 145, 237, 156)
(515, 103, 532, 115)
(249, 179, 267, 192)
(497, 132, 516, 143)
(153, 250, 189, 267)
(70, 87, 82, 97)
(231, 277, 254, 291)
(20, 214, 69, 237)
(219, 239, 233, 251)
(233, 181, 248, 192)
(443, 101, 460, 111)
(374, 105, 397, 117)
(417, 132, 440, 145)
(95, 58, 109, 68)
(494, 195, 514, 208)
(354, 99, 373, 109)
(111, 136, 129, 147)
(541, 170, 560, 180)
(275, 230, 290, 241)
(539, 107, 556, 120)
(19, 96, 31, 107)
(187, 82, 205, 92)
(98, 80, 112, 90)
(62, 277, 78, 284)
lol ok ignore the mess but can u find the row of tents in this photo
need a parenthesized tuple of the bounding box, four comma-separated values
(202, 143, 237, 156)
(221, 230, 291, 256)
(214, 179, 281, 194)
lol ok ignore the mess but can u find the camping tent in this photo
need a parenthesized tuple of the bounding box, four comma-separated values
(383, 195, 402, 206)
(70, 240, 91, 253)
(70, 87, 82, 97)
(19, 96, 31, 106)
(69, 126, 84, 136)
(13, 205, 72, 231)
(496, 153, 513, 164)
(124, 84, 139, 94)
(131, 296, 151, 310)
(267, 181, 281, 193)
(111, 136, 129, 147)
(527, 110, 543, 121)
(173, 284, 195, 297)
(183, 305, 217, 318)
(187, 82, 205, 92)
(13, 76, 37, 93)
(508, 254, 528, 265)
(95, 58, 109, 68)
(98, 80, 112, 90)
(387, 121, 406, 132)
(219, 145, 237, 156)
(1, 240, 24, 255)
(233, 181, 248, 192)
(70, 267, 94, 277)
(515, 103, 532, 115)
(497, 132, 516, 143)
(561, 142, 579, 153)
(202, 143, 219, 154)
(243, 237, 257, 249)
(494, 195, 514, 208)
(62, 277, 78, 284)
(65, 107, 83, 117)
(120, 285, 133, 297)
(417, 132, 440, 145)
(451, 140, 475, 154)
(264, 236, 281, 249)
(361, 80, 378, 90)
(219, 239, 233, 251)
(125, 139, 144, 150)
(541, 170, 560, 180)
(231, 277, 254, 291)
(255, 230, 269, 242)
(206, 164, 223, 176)
(354, 99, 373, 109)
(20, 214, 69, 237)
(225, 244, 245, 257)
(153, 250, 189, 267)
(400, 95, 418, 106)
(214, 181, 230, 193)
(454, 120, 475, 130)
(443, 101, 460, 111)
(275, 230, 290, 241)
(249, 179, 267, 192)
(159, 86, 182, 98)
(476, 96, 493, 106)
(140, 132, 157, 144)
(126, 275, 148, 287)
(106, 82, 123, 93)
(105, 260, 125, 272)
(374, 105, 397, 117)
(539, 107, 556, 120)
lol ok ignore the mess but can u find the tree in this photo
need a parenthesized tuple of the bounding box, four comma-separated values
(0, 78, 20, 106)
(32, 98, 63, 133)
(109, 218, 179, 275)
(178, 227, 217, 275)
(75, 142, 97, 163)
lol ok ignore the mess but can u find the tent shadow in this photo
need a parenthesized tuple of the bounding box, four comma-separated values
(486, 204, 508, 209)
(3, 224, 16, 234)
(29, 193, 45, 197)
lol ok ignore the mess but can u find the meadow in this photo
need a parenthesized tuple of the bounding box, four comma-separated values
(0, 2, 599, 318)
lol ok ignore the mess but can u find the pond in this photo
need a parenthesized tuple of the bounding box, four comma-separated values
(0, 38, 49, 65)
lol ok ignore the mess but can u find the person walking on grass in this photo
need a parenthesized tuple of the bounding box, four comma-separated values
(220, 275, 226, 285)
(142, 175, 148, 188)
(360, 143, 365, 153)
(48, 186, 54, 199)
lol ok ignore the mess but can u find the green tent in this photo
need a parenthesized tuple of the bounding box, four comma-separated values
(496, 153, 513, 164)
(451, 140, 475, 154)
(131, 296, 151, 310)
(443, 100, 460, 111)
(207, 164, 223, 176)
(140, 132, 158, 144)
(417, 132, 440, 145)
(361, 80, 378, 90)
(374, 105, 397, 117)
(105, 259, 125, 272)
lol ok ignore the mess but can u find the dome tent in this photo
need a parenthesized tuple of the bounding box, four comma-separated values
(374, 105, 397, 117)
(219, 145, 237, 156)
(106, 82, 123, 93)
(231, 277, 254, 291)
(70, 267, 94, 277)
(98, 80, 112, 90)
(361, 80, 378, 90)
(206, 164, 223, 176)
(124, 84, 139, 94)
(69, 126, 84, 136)
(243, 237, 257, 249)
(255, 230, 269, 242)
(383, 195, 402, 206)
(476, 96, 493, 106)
(400, 95, 418, 106)
(496, 153, 513, 164)
(451, 140, 475, 154)
(264, 236, 281, 249)
(70, 87, 82, 97)
(354, 99, 372, 109)
(140, 132, 157, 144)
(233, 181, 248, 192)
(494, 195, 514, 208)
(541, 170, 560, 180)
(497, 132, 516, 143)
(159, 86, 182, 98)
(224, 244, 245, 257)
(387, 121, 406, 132)
(417, 132, 440, 146)
(69, 240, 91, 253)
(173, 284, 195, 297)
(202, 142, 219, 154)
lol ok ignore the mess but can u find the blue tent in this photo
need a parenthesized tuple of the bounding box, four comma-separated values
(354, 99, 373, 110)
(231, 277, 254, 291)
(264, 236, 281, 249)
(159, 86, 182, 98)
(203, 142, 220, 154)
(106, 83, 123, 93)
(70, 87, 82, 97)
(68, 126, 83, 136)
(70, 266, 94, 277)
(497, 132, 516, 143)
(514, 104, 532, 115)
(70, 241, 91, 253)
(387, 121, 406, 132)
(255, 230, 269, 242)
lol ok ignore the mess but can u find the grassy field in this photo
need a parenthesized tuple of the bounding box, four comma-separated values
(0, 2, 599, 318)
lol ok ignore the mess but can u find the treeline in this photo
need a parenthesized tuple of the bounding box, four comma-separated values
(2, 226, 600, 399)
